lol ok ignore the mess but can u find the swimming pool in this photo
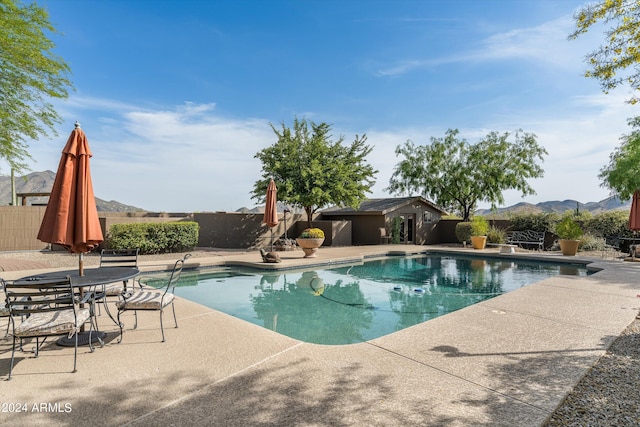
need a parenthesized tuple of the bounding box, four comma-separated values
(142, 254, 591, 345)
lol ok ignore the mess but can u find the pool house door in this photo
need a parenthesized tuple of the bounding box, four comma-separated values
(399, 214, 415, 244)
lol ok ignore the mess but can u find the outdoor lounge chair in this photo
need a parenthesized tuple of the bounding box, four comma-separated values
(379, 228, 391, 244)
(116, 254, 189, 343)
(3, 276, 97, 380)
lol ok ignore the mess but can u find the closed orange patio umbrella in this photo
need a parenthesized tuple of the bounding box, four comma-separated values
(37, 122, 103, 275)
(628, 190, 640, 259)
(263, 178, 278, 251)
(629, 190, 640, 231)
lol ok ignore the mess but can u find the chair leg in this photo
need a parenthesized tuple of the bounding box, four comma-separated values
(160, 309, 165, 342)
(101, 298, 118, 326)
(7, 335, 17, 380)
(88, 329, 95, 353)
(87, 301, 101, 351)
(117, 310, 125, 344)
(171, 302, 178, 329)
(87, 317, 100, 353)
(72, 332, 78, 373)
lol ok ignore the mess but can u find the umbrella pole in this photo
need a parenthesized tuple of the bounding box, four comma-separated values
(270, 229, 274, 252)
(79, 253, 84, 276)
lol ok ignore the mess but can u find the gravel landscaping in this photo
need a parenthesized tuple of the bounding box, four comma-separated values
(544, 317, 640, 426)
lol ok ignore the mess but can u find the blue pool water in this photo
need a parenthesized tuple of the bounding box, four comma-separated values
(142, 254, 591, 345)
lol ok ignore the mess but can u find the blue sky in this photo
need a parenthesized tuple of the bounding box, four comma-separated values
(9, 0, 638, 212)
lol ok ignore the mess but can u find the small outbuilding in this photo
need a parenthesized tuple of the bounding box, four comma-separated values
(319, 196, 447, 245)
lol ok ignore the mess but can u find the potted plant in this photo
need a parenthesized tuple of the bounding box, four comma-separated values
(470, 216, 489, 250)
(296, 228, 325, 258)
(555, 216, 583, 256)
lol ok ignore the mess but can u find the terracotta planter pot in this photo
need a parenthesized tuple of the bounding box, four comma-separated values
(296, 237, 325, 258)
(470, 236, 487, 250)
(470, 259, 486, 269)
(559, 239, 580, 256)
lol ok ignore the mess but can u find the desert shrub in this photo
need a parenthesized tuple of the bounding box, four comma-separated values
(455, 222, 472, 243)
(509, 212, 559, 232)
(391, 216, 403, 244)
(555, 215, 583, 240)
(471, 216, 489, 235)
(584, 211, 631, 238)
(487, 225, 506, 244)
(578, 233, 605, 251)
(107, 222, 199, 254)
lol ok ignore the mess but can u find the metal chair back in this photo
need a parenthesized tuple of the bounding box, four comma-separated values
(162, 255, 188, 298)
(99, 248, 139, 268)
(5, 276, 76, 317)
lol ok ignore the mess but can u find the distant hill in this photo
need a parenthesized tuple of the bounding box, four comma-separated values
(241, 197, 631, 216)
(237, 202, 305, 214)
(0, 170, 145, 212)
(4, 170, 631, 216)
(475, 196, 630, 216)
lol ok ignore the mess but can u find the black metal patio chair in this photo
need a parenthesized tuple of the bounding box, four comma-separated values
(116, 254, 189, 343)
(99, 248, 140, 295)
(3, 276, 98, 380)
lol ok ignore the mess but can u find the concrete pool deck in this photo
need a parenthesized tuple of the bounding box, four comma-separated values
(1, 245, 639, 426)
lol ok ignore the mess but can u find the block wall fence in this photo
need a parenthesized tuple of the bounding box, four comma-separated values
(0, 206, 500, 252)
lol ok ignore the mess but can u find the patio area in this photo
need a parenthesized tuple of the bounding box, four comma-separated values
(1, 245, 639, 426)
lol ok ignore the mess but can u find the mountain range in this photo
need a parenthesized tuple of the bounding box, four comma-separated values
(0, 170, 632, 215)
(475, 196, 630, 216)
(0, 170, 144, 212)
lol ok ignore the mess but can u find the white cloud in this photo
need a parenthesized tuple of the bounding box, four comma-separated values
(375, 12, 599, 77)
(23, 98, 274, 212)
(17, 91, 636, 212)
(477, 91, 637, 206)
(355, 90, 637, 209)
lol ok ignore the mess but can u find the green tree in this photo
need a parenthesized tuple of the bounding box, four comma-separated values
(252, 118, 377, 227)
(0, 0, 73, 172)
(387, 129, 547, 221)
(569, 0, 640, 104)
(599, 116, 640, 198)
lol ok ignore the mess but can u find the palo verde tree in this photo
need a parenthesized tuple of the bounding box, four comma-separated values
(252, 117, 377, 228)
(569, 0, 640, 104)
(387, 129, 547, 221)
(599, 116, 640, 198)
(0, 0, 73, 172)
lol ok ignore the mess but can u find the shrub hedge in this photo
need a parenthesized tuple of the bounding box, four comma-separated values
(487, 225, 506, 244)
(455, 222, 472, 243)
(505, 210, 633, 253)
(106, 222, 199, 254)
(583, 211, 631, 238)
(509, 212, 559, 232)
(509, 211, 631, 237)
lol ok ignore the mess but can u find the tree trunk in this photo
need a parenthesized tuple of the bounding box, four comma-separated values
(305, 206, 313, 228)
(462, 206, 471, 222)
